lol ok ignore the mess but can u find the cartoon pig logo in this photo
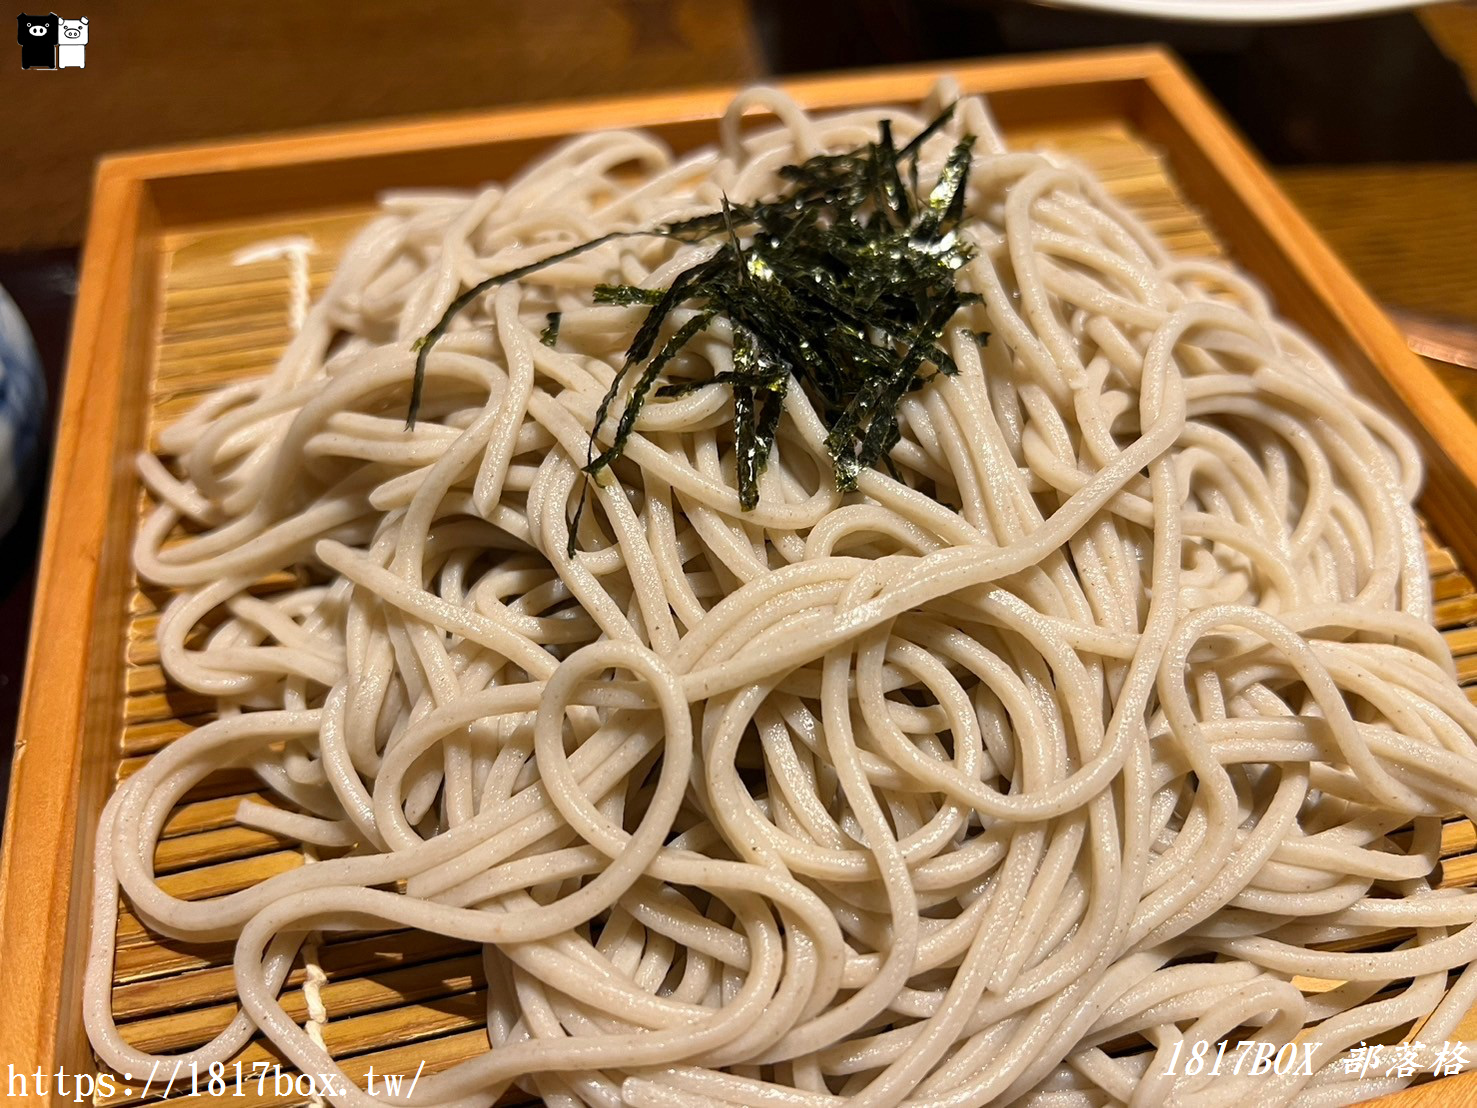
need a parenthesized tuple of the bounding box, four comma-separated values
(17, 13, 58, 69)
(57, 16, 85, 68)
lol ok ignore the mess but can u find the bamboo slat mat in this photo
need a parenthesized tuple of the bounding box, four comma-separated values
(95, 119, 1477, 1106)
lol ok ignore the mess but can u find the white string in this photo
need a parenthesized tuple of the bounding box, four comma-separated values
(233, 236, 315, 332)
(298, 845, 330, 1108)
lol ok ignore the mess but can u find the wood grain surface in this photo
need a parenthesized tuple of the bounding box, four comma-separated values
(1423, 2, 1477, 98)
(1279, 165, 1477, 324)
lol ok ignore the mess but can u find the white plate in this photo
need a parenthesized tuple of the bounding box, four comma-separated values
(1038, 0, 1426, 22)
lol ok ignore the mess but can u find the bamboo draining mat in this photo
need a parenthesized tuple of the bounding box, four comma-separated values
(96, 118, 1477, 1107)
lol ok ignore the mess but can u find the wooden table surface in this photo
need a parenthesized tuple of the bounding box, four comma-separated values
(1278, 4, 1477, 415)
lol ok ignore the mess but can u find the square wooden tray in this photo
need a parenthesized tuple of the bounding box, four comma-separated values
(6, 46, 1477, 1106)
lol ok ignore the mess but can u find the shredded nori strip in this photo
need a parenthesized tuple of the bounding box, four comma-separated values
(540, 312, 561, 347)
(593, 284, 666, 307)
(409, 106, 984, 550)
(408, 228, 673, 427)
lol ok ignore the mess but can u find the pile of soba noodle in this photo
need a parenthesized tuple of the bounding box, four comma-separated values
(85, 80, 1477, 1107)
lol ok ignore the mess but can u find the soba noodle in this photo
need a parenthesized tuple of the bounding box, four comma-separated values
(84, 80, 1477, 1107)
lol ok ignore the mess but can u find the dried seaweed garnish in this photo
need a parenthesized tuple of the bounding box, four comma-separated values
(593, 284, 666, 307)
(588, 309, 718, 474)
(409, 106, 984, 549)
(409, 228, 673, 427)
(540, 312, 561, 347)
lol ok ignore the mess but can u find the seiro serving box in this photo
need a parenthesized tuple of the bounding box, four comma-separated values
(4, 47, 1477, 1107)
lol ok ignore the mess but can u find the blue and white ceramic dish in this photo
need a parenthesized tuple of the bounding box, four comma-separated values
(0, 283, 46, 538)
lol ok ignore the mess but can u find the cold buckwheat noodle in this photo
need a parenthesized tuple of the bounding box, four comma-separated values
(84, 81, 1477, 1107)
